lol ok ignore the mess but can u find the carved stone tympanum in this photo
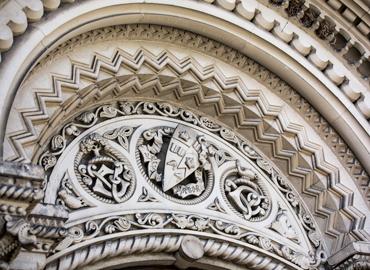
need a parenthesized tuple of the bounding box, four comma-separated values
(33, 100, 328, 270)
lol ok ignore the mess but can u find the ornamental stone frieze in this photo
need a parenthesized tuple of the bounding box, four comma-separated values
(0, 1, 369, 267)
(6, 24, 368, 255)
(38, 100, 326, 269)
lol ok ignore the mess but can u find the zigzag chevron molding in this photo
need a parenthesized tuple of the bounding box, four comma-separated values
(7, 25, 369, 207)
(5, 24, 370, 255)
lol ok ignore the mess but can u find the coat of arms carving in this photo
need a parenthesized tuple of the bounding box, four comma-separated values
(137, 124, 213, 202)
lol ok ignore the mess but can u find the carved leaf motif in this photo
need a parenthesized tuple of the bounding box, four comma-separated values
(40, 154, 57, 171)
(194, 218, 209, 231)
(220, 128, 238, 144)
(214, 220, 240, 235)
(199, 117, 221, 130)
(239, 142, 258, 158)
(77, 112, 96, 124)
(51, 135, 65, 151)
(104, 224, 116, 234)
(136, 213, 164, 227)
(245, 234, 259, 245)
(103, 127, 133, 149)
(114, 217, 131, 231)
(119, 102, 135, 114)
(308, 230, 320, 247)
(85, 220, 99, 234)
(172, 214, 194, 229)
(100, 105, 118, 118)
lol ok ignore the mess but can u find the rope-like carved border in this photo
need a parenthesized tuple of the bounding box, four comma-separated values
(45, 232, 301, 270)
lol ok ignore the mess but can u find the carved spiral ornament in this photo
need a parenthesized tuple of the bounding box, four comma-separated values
(74, 133, 136, 204)
(222, 161, 271, 222)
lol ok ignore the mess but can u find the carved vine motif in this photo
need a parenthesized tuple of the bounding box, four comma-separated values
(222, 161, 271, 221)
(137, 125, 215, 203)
(102, 126, 134, 150)
(38, 100, 325, 260)
(74, 133, 135, 204)
(54, 212, 324, 269)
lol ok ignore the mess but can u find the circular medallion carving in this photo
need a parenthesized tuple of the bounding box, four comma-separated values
(136, 124, 214, 204)
(74, 133, 136, 204)
(221, 161, 271, 222)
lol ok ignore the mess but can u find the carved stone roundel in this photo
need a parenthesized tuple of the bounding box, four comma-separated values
(74, 133, 136, 204)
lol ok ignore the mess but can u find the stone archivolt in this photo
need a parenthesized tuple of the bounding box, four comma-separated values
(0, 22, 368, 269)
(9, 25, 367, 209)
(0, 0, 369, 111)
(4, 24, 368, 252)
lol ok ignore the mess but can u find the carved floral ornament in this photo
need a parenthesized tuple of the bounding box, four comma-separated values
(38, 100, 326, 269)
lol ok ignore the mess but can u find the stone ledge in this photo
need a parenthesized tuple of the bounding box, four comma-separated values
(0, 161, 44, 180)
(328, 241, 370, 268)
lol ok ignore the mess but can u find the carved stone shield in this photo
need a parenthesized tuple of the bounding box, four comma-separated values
(163, 125, 200, 192)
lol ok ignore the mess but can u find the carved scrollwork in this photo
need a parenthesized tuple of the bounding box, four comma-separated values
(53, 211, 325, 269)
(38, 100, 326, 267)
(222, 161, 271, 221)
(102, 126, 134, 150)
(74, 133, 135, 204)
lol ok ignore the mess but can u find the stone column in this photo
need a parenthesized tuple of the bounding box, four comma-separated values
(0, 162, 68, 270)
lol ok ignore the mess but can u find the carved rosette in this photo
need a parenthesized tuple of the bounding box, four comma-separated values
(74, 133, 135, 204)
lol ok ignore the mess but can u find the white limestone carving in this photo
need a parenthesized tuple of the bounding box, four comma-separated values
(223, 161, 271, 221)
(74, 133, 135, 204)
(37, 99, 328, 269)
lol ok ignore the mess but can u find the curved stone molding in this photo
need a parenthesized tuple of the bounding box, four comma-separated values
(5, 25, 369, 220)
(0, 0, 369, 125)
(258, 0, 370, 79)
(46, 233, 299, 270)
(45, 212, 325, 270)
(34, 96, 369, 256)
